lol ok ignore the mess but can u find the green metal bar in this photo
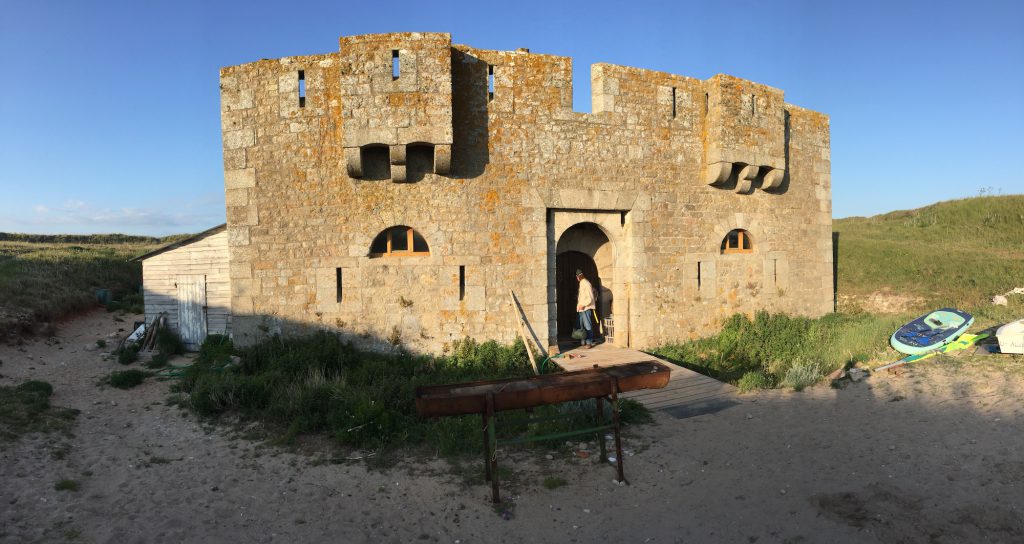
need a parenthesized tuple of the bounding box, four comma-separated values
(497, 424, 612, 446)
(498, 411, 590, 427)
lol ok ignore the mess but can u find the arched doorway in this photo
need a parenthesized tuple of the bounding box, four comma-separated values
(555, 223, 613, 340)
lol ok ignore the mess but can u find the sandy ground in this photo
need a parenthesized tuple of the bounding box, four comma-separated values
(2, 310, 1023, 543)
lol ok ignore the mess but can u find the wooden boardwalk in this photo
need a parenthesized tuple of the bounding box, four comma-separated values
(553, 343, 741, 419)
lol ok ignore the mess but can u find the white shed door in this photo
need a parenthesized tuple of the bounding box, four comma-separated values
(177, 274, 207, 350)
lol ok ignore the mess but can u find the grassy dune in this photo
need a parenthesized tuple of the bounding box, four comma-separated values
(655, 195, 1024, 390)
(0, 234, 183, 339)
(835, 195, 1024, 310)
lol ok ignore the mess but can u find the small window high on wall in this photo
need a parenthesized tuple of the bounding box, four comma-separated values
(369, 226, 429, 257)
(721, 229, 753, 254)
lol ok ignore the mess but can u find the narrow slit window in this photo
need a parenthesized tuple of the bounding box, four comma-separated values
(704, 92, 709, 115)
(392, 50, 400, 80)
(771, 259, 778, 287)
(488, 65, 494, 100)
(459, 265, 466, 301)
(697, 261, 702, 290)
(751, 94, 756, 116)
(298, 70, 306, 108)
(335, 267, 343, 302)
(671, 87, 677, 119)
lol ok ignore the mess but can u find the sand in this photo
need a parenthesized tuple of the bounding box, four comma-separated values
(2, 310, 1023, 543)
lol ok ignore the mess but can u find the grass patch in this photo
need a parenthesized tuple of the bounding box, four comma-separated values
(0, 233, 188, 340)
(103, 369, 150, 389)
(116, 343, 140, 365)
(176, 333, 650, 461)
(835, 195, 1024, 310)
(542, 476, 568, 489)
(54, 479, 80, 492)
(0, 380, 79, 440)
(652, 311, 906, 390)
(145, 352, 170, 369)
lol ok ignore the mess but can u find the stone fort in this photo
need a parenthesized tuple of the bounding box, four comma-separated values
(210, 31, 832, 352)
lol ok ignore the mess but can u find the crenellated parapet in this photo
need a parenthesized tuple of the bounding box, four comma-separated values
(702, 75, 787, 194)
(339, 32, 453, 182)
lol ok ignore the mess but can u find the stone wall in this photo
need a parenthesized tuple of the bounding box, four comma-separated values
(219, 32, 832, 352)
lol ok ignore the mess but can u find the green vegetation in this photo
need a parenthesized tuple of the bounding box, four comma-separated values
(0, 235, 170, 338)
(103, 369, 151, 389)
(655, 195, 1024, 391)
(116, 343, 140, 365)
(54, 479, 81, 492)
(834, 195, 1024, 310)
(653, 312, 906, 388)
(176, 333, 649, 461)
(0, 380, 79, 440)
(542, 476, 568, 490)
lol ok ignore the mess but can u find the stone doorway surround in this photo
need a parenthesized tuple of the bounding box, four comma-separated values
(547, 209, 630, 349)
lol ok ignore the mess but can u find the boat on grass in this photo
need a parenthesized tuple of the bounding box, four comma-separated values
(890, 308, 974, 355)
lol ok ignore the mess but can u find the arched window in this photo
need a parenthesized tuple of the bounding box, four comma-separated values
(721, 229, 753, 254)
(369, 226, 429, 257)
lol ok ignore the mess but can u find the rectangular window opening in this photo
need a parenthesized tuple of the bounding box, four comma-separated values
(671, 87, 677, 119)
(392, 50, 400, 80)
(697, 261, 702, 290)
(335, 267, 343, 303)
(459, 265, 466, 301)
(488, 65, 494, 101)
(704, 92, 709, 116)
(298, 70, 306, 108)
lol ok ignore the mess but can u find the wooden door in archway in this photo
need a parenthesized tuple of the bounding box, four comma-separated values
(555, 251, 601, 339)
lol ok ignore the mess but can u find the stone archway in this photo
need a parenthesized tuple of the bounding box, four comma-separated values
(555, 222, 613, 340)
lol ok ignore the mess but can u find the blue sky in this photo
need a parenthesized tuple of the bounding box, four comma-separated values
(0, 0, 1021, 235)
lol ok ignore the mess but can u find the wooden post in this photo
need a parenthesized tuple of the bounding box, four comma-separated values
(596, 397, 607, 463)
(610, 378, 626, 484)
(482, 411, 491, 482)
(486, 394, 500, 503)
(509, 290, 539, 375)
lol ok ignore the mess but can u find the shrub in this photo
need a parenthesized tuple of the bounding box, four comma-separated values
(542, 476, 567, 489)
(116, 343, 139, 365)
(145, 353, 169, 369)
(781, 362, 825, 392)
(0, 381, 78, 440)
(737, 371, 774, 393)
(177, 332, 649, 460)
(652, 311, 904, 390)
(156, 327, 184, 356)
(105, 369, 149, 389)
(54, 479, 80, 492)
(96, 339, 106, 348)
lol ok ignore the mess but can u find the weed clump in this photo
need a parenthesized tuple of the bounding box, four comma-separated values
(116, 343, 140, 365)
(653, 311, 904, 391)
(176, 333, 650, 460)
(54, 479, 80, 492)
(104, 369, 150, 389)
(737, 371, 774, 393)
(156, 326, 185, 356)
(542, 476, 568, 489)
(0, 381, 78, 440)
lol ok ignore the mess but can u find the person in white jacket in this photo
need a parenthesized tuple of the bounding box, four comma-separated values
(575, 269, 596, 348)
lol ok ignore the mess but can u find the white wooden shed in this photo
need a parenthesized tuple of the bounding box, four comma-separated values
(133, 225, 230, 350)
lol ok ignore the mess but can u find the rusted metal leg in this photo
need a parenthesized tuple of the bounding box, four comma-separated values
(611, 379, 626, 484)
(596, 397, 607, 462)
(482, 411, 491, 482)
(486, 393, 500, 504)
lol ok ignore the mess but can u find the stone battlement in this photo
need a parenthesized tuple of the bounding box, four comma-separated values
(217, 32, 832, 352)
